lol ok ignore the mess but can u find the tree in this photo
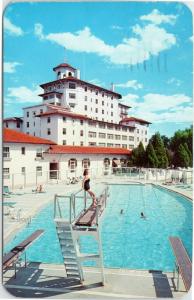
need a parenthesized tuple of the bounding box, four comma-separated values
(131, 142, 146, 167)
(161, 135, 170, 148)
(183, 142, 192, 167)
(151, 132, 169, 168)
(174, 144, 190, 168)
(145, 142, 158, 168)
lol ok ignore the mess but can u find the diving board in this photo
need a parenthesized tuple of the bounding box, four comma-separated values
(3, 230, 44, 278)
(75, 194, 106, 227)
(169, 236, 192, 292)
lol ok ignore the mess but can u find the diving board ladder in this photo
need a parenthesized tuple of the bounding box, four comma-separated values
(54, 186, 109, 285)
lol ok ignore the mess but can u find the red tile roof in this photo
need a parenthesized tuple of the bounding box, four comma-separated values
(47, 145, 131, 155)
(4, 117, 23, 122)
(36, 111, 89, 120)
(4, 128, 56, 145)
(40, 77, 121, 99)
(120, 117, 151, 124)
(53, 63, 76, 71)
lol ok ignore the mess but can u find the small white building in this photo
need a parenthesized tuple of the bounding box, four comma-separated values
(3, 128, 131, 188)
(4, 62, 151, 150)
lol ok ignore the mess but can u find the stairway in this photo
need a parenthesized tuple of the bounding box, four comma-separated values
(55, 218, 83, 281)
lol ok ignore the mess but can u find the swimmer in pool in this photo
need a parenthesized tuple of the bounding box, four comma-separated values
(120, 209, 124, 214)
(140, 212, 146, 219)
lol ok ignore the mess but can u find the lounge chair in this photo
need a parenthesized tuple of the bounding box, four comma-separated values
(3, 230, 44, 278)
(3, 186, 12, 197)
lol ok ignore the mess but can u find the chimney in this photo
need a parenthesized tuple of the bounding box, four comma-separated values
(111, 82, 115, 92)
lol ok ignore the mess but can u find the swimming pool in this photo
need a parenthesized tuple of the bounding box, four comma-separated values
(4, 184, 192, 271)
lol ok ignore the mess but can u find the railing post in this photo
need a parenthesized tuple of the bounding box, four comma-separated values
(84, 190, 87, 211)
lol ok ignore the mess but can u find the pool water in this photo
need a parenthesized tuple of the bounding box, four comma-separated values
(4, 184, 192, 271)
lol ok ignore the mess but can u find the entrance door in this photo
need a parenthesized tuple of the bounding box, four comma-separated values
(50, 162, 59, 179)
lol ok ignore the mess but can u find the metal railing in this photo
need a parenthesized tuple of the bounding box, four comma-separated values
(54, 185, 109, 226)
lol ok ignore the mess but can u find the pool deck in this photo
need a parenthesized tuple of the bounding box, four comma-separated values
(3, 179, 193, 298)
(3, 262, 191, 298)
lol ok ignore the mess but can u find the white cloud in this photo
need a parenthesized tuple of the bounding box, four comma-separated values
(123, 93, 192, 123)
(4, 17, 24, 36)
(167, 77, 182, 86)
(140, 9, 177, 25)
(4, 62, 22, 73)
(116, 80, 143, 90)
(7, 85, 42, 103)
(34, 23, 176, 66)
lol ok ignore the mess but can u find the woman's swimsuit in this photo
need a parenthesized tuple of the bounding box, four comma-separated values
(84, 178, 90, 191)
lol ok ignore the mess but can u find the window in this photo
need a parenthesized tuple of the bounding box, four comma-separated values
(115, 144, 121, 148)
(69, 82, 76, 89)
(122, 135, 127, 141)
(137, 129, 139, 134)
(115, 135, 121, 140)
(89, 142, 96, 146)
(47, 117, 51, 123)
(84, 105, 87, 111)
(3, 168, 10, 179)
(145, 130, 147, 135)
(111, 104, 113, 108)
(3, 147, 10, 158)
(111, 112, 113, 116)
(88, 131, 96, 138)
(104, 158, 110, 170)
(80, 120, 83, 125)
(129, 145, 134, 149)
(40, 109, 43, 114)
(36, 166, 42, 176)
(80, 130, 84, 136)
(107, 143, 113, 147)
(108, 134, 113, 139)
(107, 124, 113, 130)
(129, 136, 134, 141)
(36, 148, 42, 158)
(102, 93, 104, 97)
(34, 132, 36, 136)
(111, 96, 113, 100)
(26, 111, 29, 117)
(33, 111, 36, 116)
(68, 72, 72, 77)
(5, 122, 8, 128)
(122, 144, 127, 149)
(69, 93, 76, 99)
(95, 108, 98, 113)
(102, 110, 104, 114)
(99, 143, 106, 147)
(99, 123, 106, 129)
(82, 158, 90, 169)
(85, 86, 87, 92)
(145, 138, 148, 142)
(102, 101, 104, 106)
(122, 127, 127, 132)
(57, 71, 61, 77)
(68, 159, 77, 171)
(73, 130, 75, 135)
(21, 147, 25, 155)
(33, 122, 35, 127)
(96, 91, 98, 95)
(16, 121, 20, 128)
(137, 137, 139, 142)
(63, 117, 66, 122)
(99, 133, 106, 138)
(21, 167, 26, 174)
(63, 128, 66, 135)
(80, 141, 83, 146)
(63, 140, 66, 145)
(88, 120, 96, 127)
(47, 128, 51, 135)
(85, 96, 87, 101)
(95, 99, 98, 104)
(26, 122, 29, 128)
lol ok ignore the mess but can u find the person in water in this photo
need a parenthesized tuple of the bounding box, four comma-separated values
(82, 169, 97, 207)
(140, 212, 146, 219)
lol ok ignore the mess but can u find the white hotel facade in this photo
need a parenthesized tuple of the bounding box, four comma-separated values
(3, 62, 151, 188)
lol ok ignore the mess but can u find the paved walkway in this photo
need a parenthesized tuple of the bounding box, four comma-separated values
(3, 263, 189, 298)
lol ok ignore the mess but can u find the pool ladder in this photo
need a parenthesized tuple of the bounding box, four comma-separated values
(55, 219, 84, 282)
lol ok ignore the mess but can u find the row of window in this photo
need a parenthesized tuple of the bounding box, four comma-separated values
(26, 109, 43, 118)
(3, 147, 43, 157)
(84, 96, 114, 107)
(88, 132, 134, 141)
(84, 105, 114, 116)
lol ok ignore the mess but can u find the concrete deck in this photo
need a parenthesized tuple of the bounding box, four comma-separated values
(3, 263, 190, 298)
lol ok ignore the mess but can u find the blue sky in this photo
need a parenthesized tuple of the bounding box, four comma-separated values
(3, 1, 193, 137)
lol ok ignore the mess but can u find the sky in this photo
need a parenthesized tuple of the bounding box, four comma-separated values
(3, 1, 193, 137)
